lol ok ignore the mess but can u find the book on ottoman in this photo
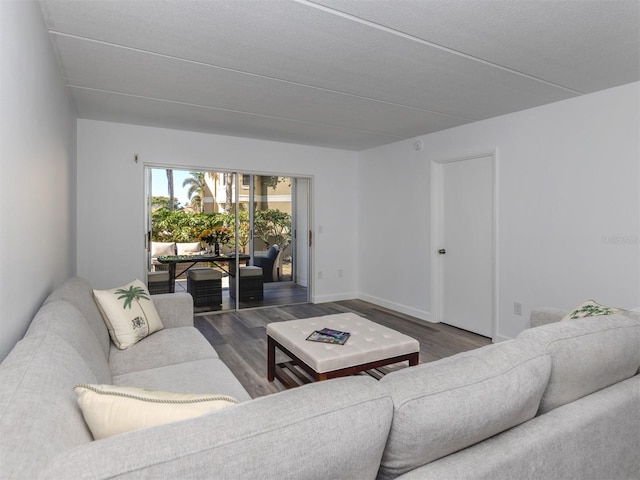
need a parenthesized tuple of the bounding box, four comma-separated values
(306, 328, 351, 345)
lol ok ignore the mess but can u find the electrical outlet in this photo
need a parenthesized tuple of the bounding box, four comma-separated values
(338, 269, 343, 278)
(317, 271, 323, 280)
(514, 302, 522, 316)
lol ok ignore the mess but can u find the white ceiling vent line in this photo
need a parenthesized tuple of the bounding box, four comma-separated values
(49, 31, 475, 123)
(299, 0, 585, 95)
(40, 0, 637, 150)
(67, 85, 408, 139)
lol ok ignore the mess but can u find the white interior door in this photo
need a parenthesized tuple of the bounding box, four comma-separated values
(440, 155, 494, 337)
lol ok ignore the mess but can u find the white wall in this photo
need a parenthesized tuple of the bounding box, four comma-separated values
(0, 0, 77, 360)
(357, 141, 431, 319)
(358, 82, 640, 340)
(76, 120, 358, 302)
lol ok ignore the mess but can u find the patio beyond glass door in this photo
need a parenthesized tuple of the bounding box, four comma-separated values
(238, 174, 309, 309)
(146, 167, 309, 312)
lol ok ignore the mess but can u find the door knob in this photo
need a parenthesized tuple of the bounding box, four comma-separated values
(438, 249, 446, 254)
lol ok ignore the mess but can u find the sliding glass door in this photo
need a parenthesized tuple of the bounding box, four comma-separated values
(146, 167, 310, 312)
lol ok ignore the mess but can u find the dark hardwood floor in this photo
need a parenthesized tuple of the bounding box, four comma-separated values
(194, 299, 492, 398)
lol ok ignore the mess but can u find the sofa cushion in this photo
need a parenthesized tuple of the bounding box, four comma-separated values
(151, 241, 176, 257)
(265, 244, 279, 259)
(44, 277, 111, 358)
(149, 292, 194, 329)
(561, 299, 623, 321)
(393, 376, 640, 480)
(377, 339, 550, 480)
(518, 314, 640, 414)
(94, 280, 164, 349)
(529, 307, 567, 328)
(108, 326, 218, 376)
(74, 384, 238, 439)
(0, 335, 97, 479)
(113, 358, 252, 402)
(25, 300, 112, 384)
(177, 242, 201, 255)
(40, 377, 393, 480)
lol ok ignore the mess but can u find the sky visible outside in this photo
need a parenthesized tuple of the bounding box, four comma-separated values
(151, 168, 193, 208)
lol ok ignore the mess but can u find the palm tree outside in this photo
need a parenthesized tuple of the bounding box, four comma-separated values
(224, 173, 234, 213)
(183, 172, 208, 213)
(189, 195, 202, 211)
(166, 169, 175, 211)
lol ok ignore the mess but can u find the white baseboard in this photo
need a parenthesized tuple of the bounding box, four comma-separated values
(357, 293, 432, 322)
(312, 292, 358, 304)
(493, 334, 513, 343)
(313, 292, 514, 342)
(311, 291, 432, 323)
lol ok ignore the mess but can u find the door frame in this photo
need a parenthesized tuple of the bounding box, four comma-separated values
(430, 150, 499, 341)
(144, 165, 312, 310)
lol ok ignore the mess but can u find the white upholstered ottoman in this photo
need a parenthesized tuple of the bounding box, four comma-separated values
(267, 313, 419, 385)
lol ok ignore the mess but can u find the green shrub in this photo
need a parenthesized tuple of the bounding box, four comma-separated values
(151, 209, 291, 249)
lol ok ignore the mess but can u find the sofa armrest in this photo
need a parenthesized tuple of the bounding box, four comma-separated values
(530, 307, 567, 328)
(152, 292, 193, 328)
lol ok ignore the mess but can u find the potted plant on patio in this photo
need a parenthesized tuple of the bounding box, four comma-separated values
(198, 226, 232, 255)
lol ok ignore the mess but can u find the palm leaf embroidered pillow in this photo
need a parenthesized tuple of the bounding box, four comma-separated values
(93, 279, 164, 349)
(562, 300, 623, 321)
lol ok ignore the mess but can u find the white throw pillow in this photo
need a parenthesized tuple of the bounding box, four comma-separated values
(177, 242, 201, 255)
(151, 241, 176, 257)
(93, 280, 164, 349)
(74, 384, 238, 439)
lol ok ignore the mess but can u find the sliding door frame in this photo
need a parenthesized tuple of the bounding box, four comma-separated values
(145, 164, 312, 312)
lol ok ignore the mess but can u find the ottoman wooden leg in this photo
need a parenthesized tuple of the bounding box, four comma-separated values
(267, 335, 276, 382)
(409, 352, 419, 366)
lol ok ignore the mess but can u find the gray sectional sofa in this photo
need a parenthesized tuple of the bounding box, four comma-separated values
(1, 277, 639, 479)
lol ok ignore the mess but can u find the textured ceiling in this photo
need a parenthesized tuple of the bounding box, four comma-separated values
(39, 0, 640, 151)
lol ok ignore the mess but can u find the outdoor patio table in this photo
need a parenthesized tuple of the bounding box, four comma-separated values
(156, 253, 250, 293)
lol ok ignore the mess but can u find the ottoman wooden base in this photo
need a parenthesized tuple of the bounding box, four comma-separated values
(266, 313, 419, 387)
